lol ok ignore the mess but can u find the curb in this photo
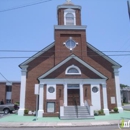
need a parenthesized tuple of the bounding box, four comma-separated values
(0, 122, 118, 128)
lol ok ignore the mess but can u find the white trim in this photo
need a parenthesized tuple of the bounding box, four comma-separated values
(64, 83, 67, 106)
(64, 9, 76, 25)
(102, 83, 109, 115)
(38, 55, 107, 79)
(38, 84, 44, 117)
(87, 43, 121, 67)
(91, 84, 101, 110)
(64, 37, 77, 50)
(6, 82, 12, 86)
(18, 65, 28, 116)
(54, 25, 87, 30)
(80, 83, 84, 106)
(65, 65, 81, 75)
(113, 66, 123, 113)
(19, 43, 54, 67)
(40, 79, 106, 85)
(57, 5, 81, 10)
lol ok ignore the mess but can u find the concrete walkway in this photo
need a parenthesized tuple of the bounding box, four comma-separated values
(0, 111, 130, 128)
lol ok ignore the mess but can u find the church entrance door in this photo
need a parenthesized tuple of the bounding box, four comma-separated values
(68, 89, 80, 106)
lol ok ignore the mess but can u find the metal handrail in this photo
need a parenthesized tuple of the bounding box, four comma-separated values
(73, 96, 78, 118)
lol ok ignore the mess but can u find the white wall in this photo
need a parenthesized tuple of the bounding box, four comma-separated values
(91, 84, 101, 110)
(46, 84, 56, 100)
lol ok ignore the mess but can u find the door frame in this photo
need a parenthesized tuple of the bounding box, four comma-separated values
(67, 84, 80, 106)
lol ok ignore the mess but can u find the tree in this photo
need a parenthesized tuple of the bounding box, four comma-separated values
(120, 84, 130, 89)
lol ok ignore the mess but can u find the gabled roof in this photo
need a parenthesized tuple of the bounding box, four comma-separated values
(19, 41, 121, 69)
(19, 42, 54, 68)
(38, 54, 107, 79)
(87, 42, 122, 68)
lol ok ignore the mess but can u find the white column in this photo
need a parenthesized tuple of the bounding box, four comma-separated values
(113, 66, 123, 113)
(80, 83, 84, 106)
(102, 83, 109, 115)
(64, 83, 67, 106)
(18, 66, 28, 116)
(38, 84, 44, 117)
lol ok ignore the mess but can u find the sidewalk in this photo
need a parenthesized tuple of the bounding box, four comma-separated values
(0, 111, 130, 128)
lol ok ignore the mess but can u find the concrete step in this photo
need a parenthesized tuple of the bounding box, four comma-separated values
(64, 112, 89, 115)
(60, 116, 94, 120)
(60, 106, 94, 120)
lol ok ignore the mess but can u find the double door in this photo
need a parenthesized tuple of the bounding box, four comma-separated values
(68, 89, 80, 106)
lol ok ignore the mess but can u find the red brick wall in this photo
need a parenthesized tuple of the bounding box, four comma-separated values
(86, 47, 117, 109)
(11, 83, 20, 104)
(100, 84, 103, 109)
(0, 83, 6, 103)
(45, 59, 101, 79)
(83, 84, 91, 102)
(44, 84, 64, 116)
(25, 44, 118, 110)
(54, 30, 87, 65)
(25, 47, 55, 110)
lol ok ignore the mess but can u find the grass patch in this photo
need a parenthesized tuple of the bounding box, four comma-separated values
(124, 109, 130, 111)
(123, 103, 130, 105)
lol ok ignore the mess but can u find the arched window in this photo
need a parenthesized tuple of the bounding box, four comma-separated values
(65, 65, 81, 75)
(66, 13, 74, 25)
(67, 68, 79, 73)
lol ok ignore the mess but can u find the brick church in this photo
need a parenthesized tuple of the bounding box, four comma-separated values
(18, 0, 123, 119)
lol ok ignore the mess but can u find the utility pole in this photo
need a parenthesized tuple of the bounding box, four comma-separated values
(127, 0, 130, 19)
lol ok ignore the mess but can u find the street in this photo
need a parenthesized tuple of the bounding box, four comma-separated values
(0, 126, 119, 130)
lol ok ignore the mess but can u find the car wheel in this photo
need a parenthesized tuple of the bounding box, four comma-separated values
(3, 108, 10, 114)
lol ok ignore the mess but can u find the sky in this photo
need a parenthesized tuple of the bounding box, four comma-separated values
(0, 0, 130, 86)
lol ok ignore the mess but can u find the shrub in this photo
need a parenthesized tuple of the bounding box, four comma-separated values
(94, 110, 99, 116)
(98, 109, 104, 115)
(114, 107, 118, 112)
(15, 102, 19, 105)
(24, 109, 29, 115)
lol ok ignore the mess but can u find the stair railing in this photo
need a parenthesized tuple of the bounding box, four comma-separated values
(73, 96, 78, 118)
(84, 99, 94, 116)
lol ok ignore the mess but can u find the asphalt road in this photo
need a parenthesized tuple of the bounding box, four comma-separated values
(0, 126, 119, 130)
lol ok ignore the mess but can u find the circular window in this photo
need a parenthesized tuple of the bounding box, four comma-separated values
(48, 87, 55, 93)
(65, 38, 76, 50)
(92, 87, 98, 93)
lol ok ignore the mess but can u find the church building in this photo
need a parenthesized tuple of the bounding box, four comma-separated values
(18, 0, 123, 119)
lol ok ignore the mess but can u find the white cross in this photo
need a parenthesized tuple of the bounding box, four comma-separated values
(66, 0, 71, 3)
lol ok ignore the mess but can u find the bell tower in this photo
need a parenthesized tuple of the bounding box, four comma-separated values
(54, 0, 87, 65)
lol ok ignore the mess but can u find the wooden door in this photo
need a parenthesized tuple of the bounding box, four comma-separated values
(68, 89, 80, 106)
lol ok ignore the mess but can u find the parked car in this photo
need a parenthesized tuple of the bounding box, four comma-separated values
(0, 103, 15, 114)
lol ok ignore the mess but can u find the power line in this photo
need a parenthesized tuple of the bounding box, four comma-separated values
(0, 50, 130, 53)
(0, 0, 52, 13)
(0, 72, 11, 83)
(0, 54, 130, 59)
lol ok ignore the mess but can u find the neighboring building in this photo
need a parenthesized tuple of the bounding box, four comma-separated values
(0, 81, 20, 104)
(18, 0, 123, 119)
(121, 87, 130, 103)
